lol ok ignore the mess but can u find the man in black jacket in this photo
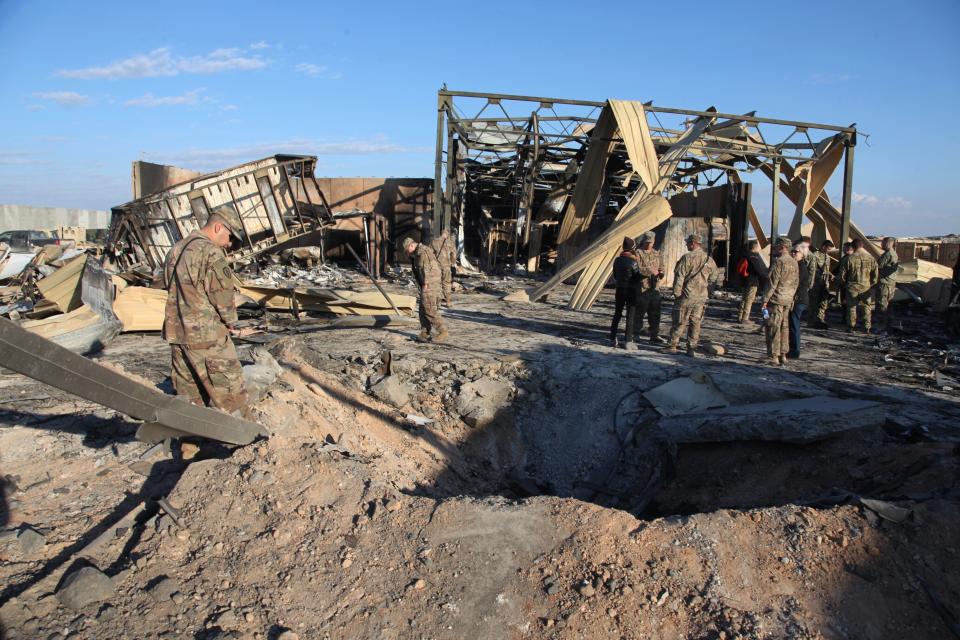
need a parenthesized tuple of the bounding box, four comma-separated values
(609, 237, 640, 349)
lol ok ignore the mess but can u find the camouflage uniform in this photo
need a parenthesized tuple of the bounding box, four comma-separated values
(838, 248, 879, 331)
(163, 230, 248, 415)
(876, 248, 899, 328)
(763, 252, 800, 358)
(430, 230, 456, 306)
(411, 243, 446, 339)
(669, 248, 717, 351)
(634, 248, 664, 339)
(807, 250, 832, 326)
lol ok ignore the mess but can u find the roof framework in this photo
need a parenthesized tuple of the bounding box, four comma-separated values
(434, 89, 866, 309)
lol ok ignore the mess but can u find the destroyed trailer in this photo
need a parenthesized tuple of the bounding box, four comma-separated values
(106, 155, 335, 277)
(431, 90, 871, 308)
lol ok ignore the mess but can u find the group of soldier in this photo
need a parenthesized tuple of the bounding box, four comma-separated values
(609, 230, 902, 366)
(158, 201, 902, 417)
(609, 232, 719, 357)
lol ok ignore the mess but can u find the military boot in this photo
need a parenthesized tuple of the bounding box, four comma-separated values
(432, 329, 449, 343)
(759, 356, 779, 366)
(650, 335, 664, 345)
(417, 330, 430, 342)
(778, 355, 787, 367)
(622, 341, 636, 351)
(667, 343, 679, 354)
(686, 345, 698, 358)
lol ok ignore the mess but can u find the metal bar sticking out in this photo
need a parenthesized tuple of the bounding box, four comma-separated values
(0, 318, 265, 445)
(839, 134, 856, 245)
(225, 180, 256, 251)
(770, 159, 781, 243)
(344, 243, 403, 318)
(434, 93, 447, 234)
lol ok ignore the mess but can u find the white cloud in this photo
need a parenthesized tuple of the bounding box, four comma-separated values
(31, 91, 91, 107)
(807, 72, 854, 85)
(144, 138, 430, 170)
(0, 151, 52, 166)
(250, 40, 271, 50)
(853, 192, 911, 209)
(56, 46, 268, 80)
(295, 63, 341, 79)
(218, 104, 239, 112)
(125, 88, 209, 107)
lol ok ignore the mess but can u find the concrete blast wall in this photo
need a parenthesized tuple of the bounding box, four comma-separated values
(0, 204, 111, 232)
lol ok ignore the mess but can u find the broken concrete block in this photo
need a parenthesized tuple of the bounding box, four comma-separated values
(369, 375, 410, 408)
(17, 526, 46, 555)
(659, 397, 884, 444)
(148, 576, 180, 603)
(57, 565, 114, 610)
(643, 371, 729, 417)
(456, 378, 513, 428)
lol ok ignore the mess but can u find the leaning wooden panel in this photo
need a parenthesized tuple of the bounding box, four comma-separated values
(556, 106, 618, 265)
(0, 318, 265, 445)
(609, 99, 659, 192)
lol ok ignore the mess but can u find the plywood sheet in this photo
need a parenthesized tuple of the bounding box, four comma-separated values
(114, 286, 167, 332)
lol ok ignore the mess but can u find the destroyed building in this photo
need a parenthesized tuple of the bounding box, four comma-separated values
(1, 88, 959, 640)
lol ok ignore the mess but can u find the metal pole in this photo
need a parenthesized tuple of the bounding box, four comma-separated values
(444, 122, 455, 233)
(840, 134, 856, 245)
(433, 92, 446, 235)
(770, 159, 781, 243)
(345, 243, 403, 317)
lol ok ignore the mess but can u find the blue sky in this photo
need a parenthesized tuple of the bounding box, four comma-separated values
(0, 0, 957, 236)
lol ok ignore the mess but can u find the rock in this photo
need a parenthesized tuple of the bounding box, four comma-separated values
(703, 341, 726, 356)
(276, 631, 300, 640)
(17, 526, 46, 555)
(577, 581, 595, 597)
(57, 566, 114, 610)
(369, 376, 410, 408)
(148, 577, 180, 603)
(211, 609, 238, 629)
(455, 378, 513, 428)
(411, 578, 426, 590)
(243, 349, 282, 401)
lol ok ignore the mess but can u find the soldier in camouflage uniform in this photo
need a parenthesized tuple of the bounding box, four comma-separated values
(633, 232, 665, 344)
(875, 237, 899, 331)
(430, 229, 456, 307)
(761, 238, 800, 366)
(404, 236, 447, 342)
(163, 205, 248, 415)
(807, 240, 834, 328)
(838, 238, 879, 332)
(668, 234, 717, 357)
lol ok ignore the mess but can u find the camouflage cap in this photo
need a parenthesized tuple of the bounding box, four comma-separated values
(774, 236, 792, 248)
(208, 205, 244, 239)
(686, 234, 702, 244)
(641, 232, 656, 243)
(402, 237, 416, 253)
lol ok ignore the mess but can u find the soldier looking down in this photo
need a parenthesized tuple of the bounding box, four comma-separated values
(761, 238, 800, 367)
(633, 232, 665, 344)
(404, 236, 448, 343)
(430, 229, 456, 308)
(162, 205, 249, 416)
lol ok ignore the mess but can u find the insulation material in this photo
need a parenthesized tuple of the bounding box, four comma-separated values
(609, 99, 659, 192)
(36, 253, 86, 314)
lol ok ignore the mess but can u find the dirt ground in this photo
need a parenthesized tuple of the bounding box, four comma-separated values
(1, 276, 959, 639)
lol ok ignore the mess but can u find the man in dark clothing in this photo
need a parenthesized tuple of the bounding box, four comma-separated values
(610, 237, 640, 349)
